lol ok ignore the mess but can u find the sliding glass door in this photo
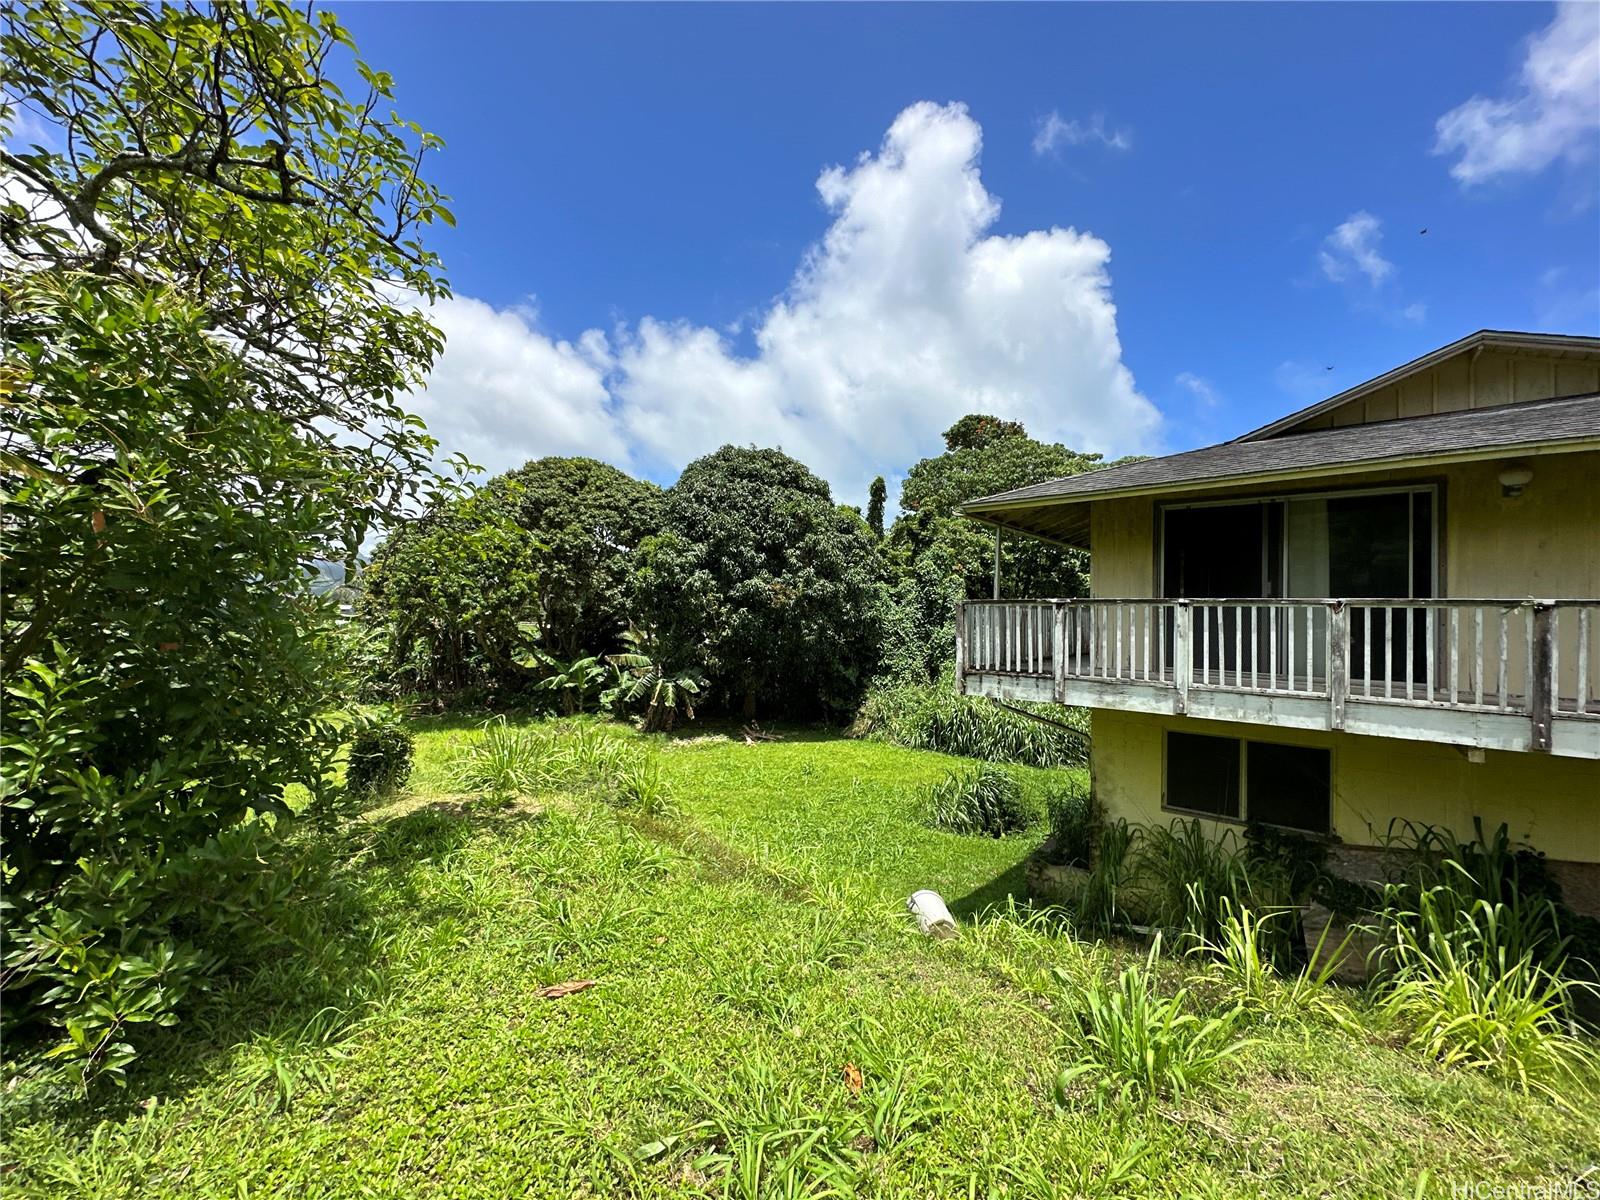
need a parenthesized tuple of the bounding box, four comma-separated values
(1161, 486, 1437, 687)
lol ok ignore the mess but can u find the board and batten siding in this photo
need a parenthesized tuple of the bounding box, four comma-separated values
(1292, 349, 1600, 432)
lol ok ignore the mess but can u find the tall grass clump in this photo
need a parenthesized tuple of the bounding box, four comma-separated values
(1042, 780, 1101, 868)
(1054, 938, 1255, 1108)
(1375, 888, 1597, 1104)
(448, 718, 555, 803)
(1134, 819, 1255, 948)
(854, 675, 1087, 768)
(1076, 818, 1138, 932)
(923, 764, 1033, 837)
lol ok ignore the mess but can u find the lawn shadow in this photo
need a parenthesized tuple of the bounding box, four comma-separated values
(9, 800, 544, 1133)
(947, 853, 1035, 923)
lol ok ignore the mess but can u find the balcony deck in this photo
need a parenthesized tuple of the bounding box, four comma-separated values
(956, 599, 1600, 759)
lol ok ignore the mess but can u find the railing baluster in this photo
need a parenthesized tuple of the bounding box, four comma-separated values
(1449, 608, 1459, 705)
(1550, 608, 1560, 715)
(1287, 603, 1296, 692)
(1405, 606, 1414, 701)
(1115, 603, 1124, 680)
(1425, 607, 1434, 702)
(1269, 604, 1278, 692)
(1383, 607, 1393, 699)
(1524, 606, 1534, 712)
(1474, 608, 1484, 706)
(1250, 605, 1259, 690)
(1202, 603, 1211, 686)
(1087, 605, 1096, 679)
(1497, 608, 1509, 710)
(1574, 611, 1587, 713)
(1234, 605, 1243, 688)
(1142, 605, 1151, 681)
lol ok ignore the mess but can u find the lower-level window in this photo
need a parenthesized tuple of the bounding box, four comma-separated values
(1164, 731, 1331, 835)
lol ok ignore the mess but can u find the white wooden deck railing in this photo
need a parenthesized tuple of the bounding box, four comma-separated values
(955, 598, 1600, 754)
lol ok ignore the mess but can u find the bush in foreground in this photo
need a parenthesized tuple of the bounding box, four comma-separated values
(923, 764, 1032, 838)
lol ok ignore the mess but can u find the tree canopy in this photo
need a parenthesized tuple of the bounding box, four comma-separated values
(893, 414, 1104, 604)
(1, 0, 448, 1080)
(482, 457, 663, 659)
(633, 446, 884, 718)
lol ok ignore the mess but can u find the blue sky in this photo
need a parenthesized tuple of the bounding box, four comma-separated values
(339, 2, 1600, 507)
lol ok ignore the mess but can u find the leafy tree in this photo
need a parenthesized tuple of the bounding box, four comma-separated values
(481, 457, 663, 659)
(360, 493, 540, 697)
(1, 2, 448, 1080)
(879, 415, 1107, 681)
(940, 413, 1026, 451)
(633, 446, 884, 719)
(895, 415, 1105, 603)
(867, 475, 887, 540)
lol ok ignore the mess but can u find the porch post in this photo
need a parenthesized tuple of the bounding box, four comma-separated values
(1328, 601, 1349, 731)
(1173, 600, 1192, 715)
(992, 526, 1002, 600)
(1531, 601, 1554, 752)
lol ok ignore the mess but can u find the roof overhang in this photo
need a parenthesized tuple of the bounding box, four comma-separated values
(961, 433, 1598, 551)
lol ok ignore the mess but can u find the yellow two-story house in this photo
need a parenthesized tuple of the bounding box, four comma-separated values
(957, 330, 1600, 914)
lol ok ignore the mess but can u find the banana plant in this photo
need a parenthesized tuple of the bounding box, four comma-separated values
(602, 627, 704, 732)
(513, 621, 606, 715)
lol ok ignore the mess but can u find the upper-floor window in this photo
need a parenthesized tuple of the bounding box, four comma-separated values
(1161, 484, 1436, 602)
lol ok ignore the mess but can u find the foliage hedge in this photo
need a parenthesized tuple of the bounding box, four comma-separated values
(853, 675, 1089, 768)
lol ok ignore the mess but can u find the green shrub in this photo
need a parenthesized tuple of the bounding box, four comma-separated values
(855, 675, 1088, 768)
(1054, 938, 1255, 1108)
(1376, 889, 1597, 1105)
(923, 764, 1032, 837)
(1043, 781, 1101, 868)
(346, 722, 414, 799)
(1077, 818, 1139, 931)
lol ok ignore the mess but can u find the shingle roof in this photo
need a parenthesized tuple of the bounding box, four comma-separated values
(961, 392, 1600, 546)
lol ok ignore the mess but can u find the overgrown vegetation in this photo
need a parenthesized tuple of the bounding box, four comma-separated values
(854, 675, 1088, 767)
(5, 725, 1593, 1198)
(922, 763, 1033, 837)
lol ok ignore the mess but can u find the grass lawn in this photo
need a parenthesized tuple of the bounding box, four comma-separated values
(3, 719, 1595, 1198)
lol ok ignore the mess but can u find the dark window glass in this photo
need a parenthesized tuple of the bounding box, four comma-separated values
(1245, 742, 1331, 834)
(1165, 733, 1241, 819)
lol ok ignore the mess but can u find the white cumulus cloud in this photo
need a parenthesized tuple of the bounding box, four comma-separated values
(400, 294, 627, 473)
(1434, 0, 1600, 185)
(1318, 211, 1393, 287)
(403, 101, 1160, 503)
(1032, 110, 1132, 157)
